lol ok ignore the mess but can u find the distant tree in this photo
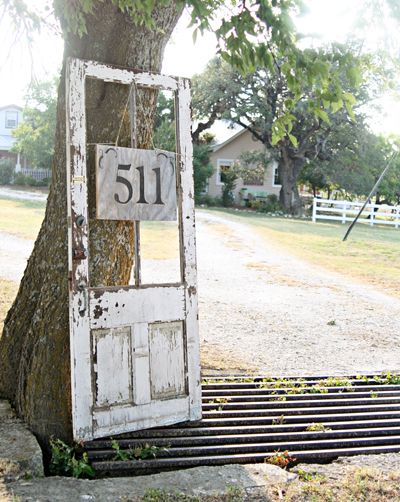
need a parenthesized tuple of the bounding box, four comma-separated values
(192, 52, 365, 214)
(11, 79, 57, 169)
(300, 123, 400, 204)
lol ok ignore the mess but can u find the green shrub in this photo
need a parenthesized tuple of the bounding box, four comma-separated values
(196, 194, 222, 206)
(249, 194, 282, 213)
(0, 159, 14, 185)
(13, 173, 29, 185)
(221, 170, 238, 207)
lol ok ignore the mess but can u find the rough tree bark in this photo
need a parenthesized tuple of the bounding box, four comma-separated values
(278, 147, 305, 216)
(0, 1, 183, 446)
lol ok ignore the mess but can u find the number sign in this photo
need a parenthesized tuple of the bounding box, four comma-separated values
(96, 145, 177, 221)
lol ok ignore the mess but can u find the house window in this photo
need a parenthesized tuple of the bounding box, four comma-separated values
(5, 111, 18, 129)
(273, 165, 281, 186)
(217, 159, 233, 185)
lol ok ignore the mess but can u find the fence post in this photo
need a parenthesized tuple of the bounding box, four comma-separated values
(396, 207, 400, 229)
(342, 202, 346, 224)
(312, 198, 317, 222)
(369, 204, 375, 226)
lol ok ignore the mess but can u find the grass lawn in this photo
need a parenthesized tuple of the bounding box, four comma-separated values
(0, 197, 46, 240)
(202, 208, 400, 297)
(0, 197, 179, 259)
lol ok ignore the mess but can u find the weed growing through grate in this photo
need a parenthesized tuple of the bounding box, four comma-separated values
(373, 371, 400, 385)
(305, 423, 332, 432)
(111, 440, 169, 461)
(272, 415, 286, 425)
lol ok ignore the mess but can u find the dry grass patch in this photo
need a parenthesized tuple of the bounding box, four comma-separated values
(140, 221, 180, 260)
(201, 343, 258, 373)
(0, 198, 45, 240)
(0, 278, 18, 331)
(269, 467, 400, 502)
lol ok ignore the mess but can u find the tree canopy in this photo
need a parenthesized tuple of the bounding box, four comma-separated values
(3, 0, 368, 144)
(192, 48, 368, 213)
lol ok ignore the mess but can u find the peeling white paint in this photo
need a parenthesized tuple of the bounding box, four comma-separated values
(67, 58, 201, 441)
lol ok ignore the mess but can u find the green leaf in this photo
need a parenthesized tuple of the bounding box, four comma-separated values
(314, 108, 330, 123)
(288, 133, 298, 148)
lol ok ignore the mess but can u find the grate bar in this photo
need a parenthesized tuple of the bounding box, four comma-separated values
(87, 374, 400, 476)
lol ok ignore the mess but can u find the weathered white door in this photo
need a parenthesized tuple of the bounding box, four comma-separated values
(66, 58, 201, 441)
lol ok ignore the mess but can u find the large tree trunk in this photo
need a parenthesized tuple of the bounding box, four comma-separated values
(0, 1, 183, 446)
(278, 147, 305, 216)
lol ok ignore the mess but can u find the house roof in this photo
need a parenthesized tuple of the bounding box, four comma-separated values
(212, 128, 247, 153)
(0, 104, 22, 111)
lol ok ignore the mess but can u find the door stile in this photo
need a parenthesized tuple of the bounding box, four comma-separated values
(176, 77, 201, 420)
(66, 58, 93, 440)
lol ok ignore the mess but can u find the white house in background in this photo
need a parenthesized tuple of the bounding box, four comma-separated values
(0, 104, 24, 170)
(207, 128, 281, 203)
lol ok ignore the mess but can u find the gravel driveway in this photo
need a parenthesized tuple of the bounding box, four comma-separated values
(196, 210, 400, 376)
(2, 206, 399, 376)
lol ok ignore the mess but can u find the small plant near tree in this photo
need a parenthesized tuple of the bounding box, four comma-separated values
(49, 438, 95, 478)
(265, 450, 295, 468)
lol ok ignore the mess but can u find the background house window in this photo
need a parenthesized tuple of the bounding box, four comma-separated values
(217, 159, 233, 185)
(273, 165, 281, 186)
(5, 111, 18, 129)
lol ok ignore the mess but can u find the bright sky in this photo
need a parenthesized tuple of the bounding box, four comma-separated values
(0, 0, 399, 139)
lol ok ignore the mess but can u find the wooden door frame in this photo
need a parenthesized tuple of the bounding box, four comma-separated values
(66, 57, 201, 441)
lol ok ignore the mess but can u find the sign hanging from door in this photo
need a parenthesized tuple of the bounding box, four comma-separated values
(96, 146, 177, 221)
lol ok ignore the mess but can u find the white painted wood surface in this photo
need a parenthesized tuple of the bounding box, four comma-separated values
(67, 58, 201, 441)
(149, 321, 186, 400)
(89, 285, 185, 329)
(312, 198, 400, 228)
(96, 145, 177, 221)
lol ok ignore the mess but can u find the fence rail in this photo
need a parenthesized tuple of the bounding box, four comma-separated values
(312, 198, 400, 229)
(19, 168, 52, 181)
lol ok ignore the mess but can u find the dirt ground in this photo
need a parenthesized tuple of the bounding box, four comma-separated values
(194, 210, 400, 375)
(1, 205, 400, 376)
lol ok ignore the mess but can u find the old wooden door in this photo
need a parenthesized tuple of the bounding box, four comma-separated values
(66, 58, 201, 441)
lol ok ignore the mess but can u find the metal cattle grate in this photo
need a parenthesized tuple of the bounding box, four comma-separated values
(85, 374, 400, 476)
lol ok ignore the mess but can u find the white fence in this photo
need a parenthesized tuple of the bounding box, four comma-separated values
(312, 198, 400, 228)
(19, 168, 52, 181)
